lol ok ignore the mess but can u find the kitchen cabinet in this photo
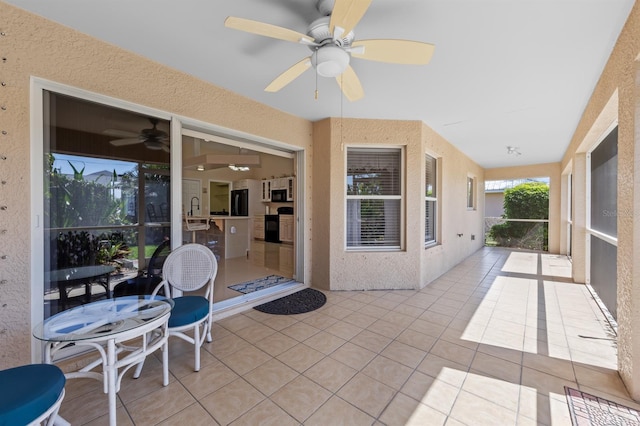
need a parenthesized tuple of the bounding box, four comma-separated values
(254, 215, 265, 240)
(232, 179, 249, 190)
(286, 177, 294, 201)
(271, 178, 286, 189)
(279, 215, 294, 243)
(261, 180, 271, 202)
(262, 177, 295, 202)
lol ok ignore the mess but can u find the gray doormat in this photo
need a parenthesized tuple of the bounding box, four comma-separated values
(253, 288, 326, 315)
(228, 275, 295, 294)
(565, 386, 640, 425)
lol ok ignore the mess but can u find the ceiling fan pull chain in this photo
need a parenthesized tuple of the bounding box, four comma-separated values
(315, 66, 319, 100)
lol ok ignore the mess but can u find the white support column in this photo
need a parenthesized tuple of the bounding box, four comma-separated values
(618, 58, 640, 400)
(559, 173, 570, 255)
(572, 153, 588, 284)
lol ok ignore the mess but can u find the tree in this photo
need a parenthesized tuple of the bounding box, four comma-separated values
(489, 182, 549, 250)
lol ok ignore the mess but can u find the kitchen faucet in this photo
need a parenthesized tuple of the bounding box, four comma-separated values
(190, 196, 200, 216)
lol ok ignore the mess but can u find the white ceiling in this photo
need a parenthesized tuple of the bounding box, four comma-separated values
(8, 0, 634, 168)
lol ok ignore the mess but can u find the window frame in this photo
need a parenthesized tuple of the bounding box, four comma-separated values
(467, 175, 476, 210)
(425, 153, 438, 247)
(345, 146, 405, 251)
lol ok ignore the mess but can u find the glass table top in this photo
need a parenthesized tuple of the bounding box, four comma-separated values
(33, 295, 173, 342)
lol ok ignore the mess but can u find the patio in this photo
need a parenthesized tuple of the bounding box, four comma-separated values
(56, 246, 629, 425)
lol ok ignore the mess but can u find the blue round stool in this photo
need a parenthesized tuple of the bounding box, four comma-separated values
(0, 364, 66, 426)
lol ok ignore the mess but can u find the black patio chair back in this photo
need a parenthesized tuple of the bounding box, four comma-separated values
(113, 239, 171, 297)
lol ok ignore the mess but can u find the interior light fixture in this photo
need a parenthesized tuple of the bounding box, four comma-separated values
(196, 165, 205, 171)
(506, 146, 522, 156)
(228, 164, 250, 172)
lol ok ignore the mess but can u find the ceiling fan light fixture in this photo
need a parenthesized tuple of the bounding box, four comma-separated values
(312, 45, 349, 77)
(144, 139, 164, 150)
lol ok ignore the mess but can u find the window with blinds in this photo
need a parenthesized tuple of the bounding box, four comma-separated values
(346, 148, 402, 249)
(425, 154, 437, 245)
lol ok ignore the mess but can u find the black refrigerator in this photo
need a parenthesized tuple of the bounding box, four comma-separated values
(230, 189, 248, 216)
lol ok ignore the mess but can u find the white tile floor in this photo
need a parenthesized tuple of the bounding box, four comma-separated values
(58, 247, 633, 425)
(213, 240, 295, 303)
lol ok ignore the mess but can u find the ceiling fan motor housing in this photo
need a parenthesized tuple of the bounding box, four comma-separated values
(308, 16, 354, 48)
(317, 0, 335, 17)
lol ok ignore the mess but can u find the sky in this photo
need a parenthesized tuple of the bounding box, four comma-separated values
(52, 153, 136, 177)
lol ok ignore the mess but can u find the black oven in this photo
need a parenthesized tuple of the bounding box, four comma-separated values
(264, 215, 280, 243)
(271, 189, 287, 202)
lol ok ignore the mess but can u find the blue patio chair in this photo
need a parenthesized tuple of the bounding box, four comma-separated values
(150, 243, 218, 372)
(0, 364, 66, 426)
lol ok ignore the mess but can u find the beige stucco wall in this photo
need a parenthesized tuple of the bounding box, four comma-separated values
(485, 193, 505, 218)
(559, 1, 640, 398)
(312, 118, 484, 291)
(0, 1, 313, 369)
(485, 163, 562, 254)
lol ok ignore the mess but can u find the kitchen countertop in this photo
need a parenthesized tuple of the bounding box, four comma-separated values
(184, 215, 250, 220)
(209, 216, 250, 219)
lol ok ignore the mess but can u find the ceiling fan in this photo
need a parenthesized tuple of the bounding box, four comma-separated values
(224, 0, 435, 101)
(106, 118, 170, 152)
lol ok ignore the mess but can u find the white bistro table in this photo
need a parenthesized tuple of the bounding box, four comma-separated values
(33, 295, 173, 426)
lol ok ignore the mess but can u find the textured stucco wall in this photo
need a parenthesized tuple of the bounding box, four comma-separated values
(312, 118, 484, 291)
(422, 123, 485, 285)
(558, 1, 640, 398)
(327, 118, 424, 291)
(311, 119, 332, 291)
(0, 1, 313, 369)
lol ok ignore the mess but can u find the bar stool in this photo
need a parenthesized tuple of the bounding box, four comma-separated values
(184, 216, 210, 243)
(0, 364, 66, 426)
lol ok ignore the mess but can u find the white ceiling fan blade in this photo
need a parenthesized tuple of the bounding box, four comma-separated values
(103, 129, 138, 138)
(161, 145, 170, 153)
(351, 39, 435, 64)
(265, 57, 312, 92)
(330, 0, 372, 37)
(110, 138, 142, 147)
(225, 16, 317, 45)
(336, 65, 364, 102)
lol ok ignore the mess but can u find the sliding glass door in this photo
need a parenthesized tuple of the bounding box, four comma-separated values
(42, 90, 171, 318)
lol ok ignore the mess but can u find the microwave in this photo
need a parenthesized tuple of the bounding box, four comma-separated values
(271, 189, 287, 202)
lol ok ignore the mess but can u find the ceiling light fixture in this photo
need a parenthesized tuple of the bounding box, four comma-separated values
(311, 45, 350, 77)
(506, 146, 521, 156)
(196, 165, 205, 171)
(183, 154, 261, 171)
(144, 140, 165, 150)
(228, 164, 250, 172)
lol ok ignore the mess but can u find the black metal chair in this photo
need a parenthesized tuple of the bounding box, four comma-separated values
(113, 239, 171, 296)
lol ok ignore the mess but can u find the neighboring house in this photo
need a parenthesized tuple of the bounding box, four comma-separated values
(2, 1, 640, 400)
(484, 178, 550, 218)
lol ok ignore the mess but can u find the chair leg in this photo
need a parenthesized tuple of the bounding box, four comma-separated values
(162, 339, 169, 386)
(133, 359, 145, 379)
(194, 325, 201, 372)
(206, 320, 213, 343)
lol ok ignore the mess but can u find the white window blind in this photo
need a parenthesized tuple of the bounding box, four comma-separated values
(346, 148, 402, 248)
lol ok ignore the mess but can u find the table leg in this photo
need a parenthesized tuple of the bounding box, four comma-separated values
(107, 339, 117, 426)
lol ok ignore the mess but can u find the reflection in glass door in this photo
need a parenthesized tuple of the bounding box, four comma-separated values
(42, 90, 171, 319)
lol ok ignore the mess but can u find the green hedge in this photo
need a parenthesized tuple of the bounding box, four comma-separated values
(489, 182, 549, 251)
